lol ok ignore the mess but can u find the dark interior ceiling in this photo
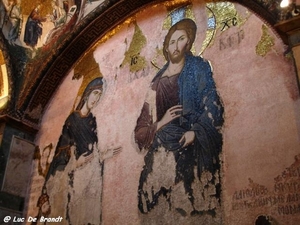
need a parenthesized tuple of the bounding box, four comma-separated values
(0, 0, 295, 129)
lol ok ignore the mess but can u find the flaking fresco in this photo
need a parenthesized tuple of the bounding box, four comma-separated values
(26, 1, 300, 225)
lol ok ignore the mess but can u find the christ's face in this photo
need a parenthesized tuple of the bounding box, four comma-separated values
(87, 89, 102, 110)
(167, 29, 189, 63)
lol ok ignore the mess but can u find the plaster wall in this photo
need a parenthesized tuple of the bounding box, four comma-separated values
(26, 1, 300, 225)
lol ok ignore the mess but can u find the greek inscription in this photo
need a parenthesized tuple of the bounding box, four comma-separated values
(232, 195, 285, 210)
(274, 181, 300, 193)
(221, 16, 238, 31)
(286, 193, 300, 203)
(282, 167, 300, 179)
(233, 185, 268, 200)
(131, 54, 139, 66)
(128, 67, 149, 83)
(274, 164, 300, 182)
(232, 17, 238, 26)
(232, 159, 300, 215)
(278, 204, 300, 215)
(219, 30, 244, 50)
(253, 195, 285, 207)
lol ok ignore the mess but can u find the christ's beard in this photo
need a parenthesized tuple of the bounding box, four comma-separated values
(169, 45, 187, 64)
(169, 51, 183, 63)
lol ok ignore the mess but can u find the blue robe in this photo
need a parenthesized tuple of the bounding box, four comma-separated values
(135, 54, 224, 213)
(23, 9, 44, 48)
(45, 111, 98, 181)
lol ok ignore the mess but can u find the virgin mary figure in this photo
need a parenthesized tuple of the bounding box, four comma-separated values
(41, 77, 121, 225)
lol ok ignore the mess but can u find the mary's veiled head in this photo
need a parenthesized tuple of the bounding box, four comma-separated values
(76, 77, 103, 111)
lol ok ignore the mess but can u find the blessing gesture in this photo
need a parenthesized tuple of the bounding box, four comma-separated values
(157, 105, 183, 130)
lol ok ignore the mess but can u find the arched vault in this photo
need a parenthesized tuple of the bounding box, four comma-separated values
(0, 0, 294, 127)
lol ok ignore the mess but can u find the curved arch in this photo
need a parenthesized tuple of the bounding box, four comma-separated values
(20, 0, 284, 126)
